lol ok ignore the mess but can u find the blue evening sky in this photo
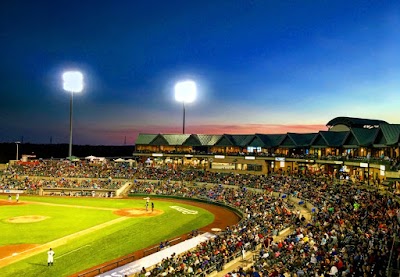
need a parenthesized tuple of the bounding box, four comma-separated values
(1, 0, 399, 145)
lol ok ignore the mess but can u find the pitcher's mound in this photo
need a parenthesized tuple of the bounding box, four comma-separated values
(114, 208, 163, 217)
(6, 215, 49, 223)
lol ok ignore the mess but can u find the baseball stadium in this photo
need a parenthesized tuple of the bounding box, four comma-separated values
(1, 117, 400, 277)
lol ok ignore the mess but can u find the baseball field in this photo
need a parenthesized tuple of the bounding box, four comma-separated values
(0, 195, 238, 277)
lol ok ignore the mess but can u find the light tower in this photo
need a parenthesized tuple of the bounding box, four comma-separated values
(15, 141, 21, 160)
(174, 80, 197, 134)
(62, 71, 84, 158)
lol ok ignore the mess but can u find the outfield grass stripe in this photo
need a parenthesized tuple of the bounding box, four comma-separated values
(21, 200, 118, 211)
(0, 216, 129, 268)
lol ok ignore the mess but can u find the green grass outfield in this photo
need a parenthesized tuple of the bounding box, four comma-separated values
(0, 195, 214, 277)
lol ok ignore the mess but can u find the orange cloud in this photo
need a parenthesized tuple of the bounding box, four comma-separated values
(187, 124, 328, 135)
(80, 123, 328, 145)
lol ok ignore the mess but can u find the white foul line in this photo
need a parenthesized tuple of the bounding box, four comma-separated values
(55, 245, 91, 259)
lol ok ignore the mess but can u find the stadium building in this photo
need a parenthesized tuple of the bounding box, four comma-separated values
(133, 117, 400, 184)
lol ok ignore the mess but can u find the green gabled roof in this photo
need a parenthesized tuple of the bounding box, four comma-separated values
(214, 134, 254, 147)
(327, 117, 388, 128)
(319, 131, 349, 147)
(182, 135, 202, 146)
(231, 135, 255, 147)
(215, 135, 235, 146)
(311, 133, 328, 148)
(351, 128, 379, 146)
(150, 134, 169, 146)
(287, 133, 318, 147)
(135, 133, 158, 145)
(254, 134, 287, 148)
(248, 136, 264, 147)
(379, 124, 400, 146)
(279, 135, 297, 148)
(343, 128, 378, 147)
(373, 129, 388, 147)
(135, 123, 400, 149)
(343, 132, 359, 148)
(195, 134, 222, 146)
(161, 134, 191, 145)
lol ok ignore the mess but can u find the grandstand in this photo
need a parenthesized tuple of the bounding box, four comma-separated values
(1, 159, 399, 276)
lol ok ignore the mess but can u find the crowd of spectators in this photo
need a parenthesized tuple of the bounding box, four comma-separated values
(3, 160, 137, 179)
(0, 175, 124, 191)
(1, 160, 135, 191)
(131, 172, 400, 277)
(0, 178, 29, 190)
(246, 180, 400, 276)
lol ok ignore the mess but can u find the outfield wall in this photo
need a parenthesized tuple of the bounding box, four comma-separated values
(97, 232, 217, 277)
(36, 179, 132, 197)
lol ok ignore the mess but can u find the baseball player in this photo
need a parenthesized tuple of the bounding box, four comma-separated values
(47, 248, 55, 266)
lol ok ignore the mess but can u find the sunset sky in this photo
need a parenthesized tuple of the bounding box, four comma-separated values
(1, 1, 399, 145)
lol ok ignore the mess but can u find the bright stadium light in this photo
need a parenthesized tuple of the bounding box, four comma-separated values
(62, 71, 84, 158)
(174, 80, 197, 134)
(63, 71, 84, 93)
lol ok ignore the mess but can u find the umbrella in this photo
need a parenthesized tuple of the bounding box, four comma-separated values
(114, 158, 126, 162)
(67, 156, 80, 161)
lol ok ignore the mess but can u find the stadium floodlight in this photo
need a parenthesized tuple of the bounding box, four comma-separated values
(63, 71, 84, 93)
(174, 80, 197, 134)
(15, 141, 21, 161)
(62, 71, 84, 158)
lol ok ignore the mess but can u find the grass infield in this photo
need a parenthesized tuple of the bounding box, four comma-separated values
(0, 195, 214, 277)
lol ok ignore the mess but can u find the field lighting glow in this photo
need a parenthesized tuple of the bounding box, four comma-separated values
(174, 80, 197, 103)
(63, 71, 84, 93)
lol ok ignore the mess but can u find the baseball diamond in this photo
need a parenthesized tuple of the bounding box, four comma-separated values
(0, 195, 240, 277)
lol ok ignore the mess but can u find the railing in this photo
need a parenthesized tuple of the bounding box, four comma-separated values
(194, 250, 243, 277)
(194, 265, 217, 277)
(77, 254, 135, 277)
(142, 245, 159, 257)
(80, 234, 206, 277)
(387, 234, 400, 277)
(133, 150, 397, 167)
(143, 236, 182, 257)
(389, 269, 400, 277)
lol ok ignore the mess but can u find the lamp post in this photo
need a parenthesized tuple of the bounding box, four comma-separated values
(367, 153, 371, 186)
(62, 71, 84, 158)
(15, 141, 21, 160)
(174, 80, 196, 134)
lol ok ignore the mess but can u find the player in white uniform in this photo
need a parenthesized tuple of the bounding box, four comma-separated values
(47, 248, 55, 266)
